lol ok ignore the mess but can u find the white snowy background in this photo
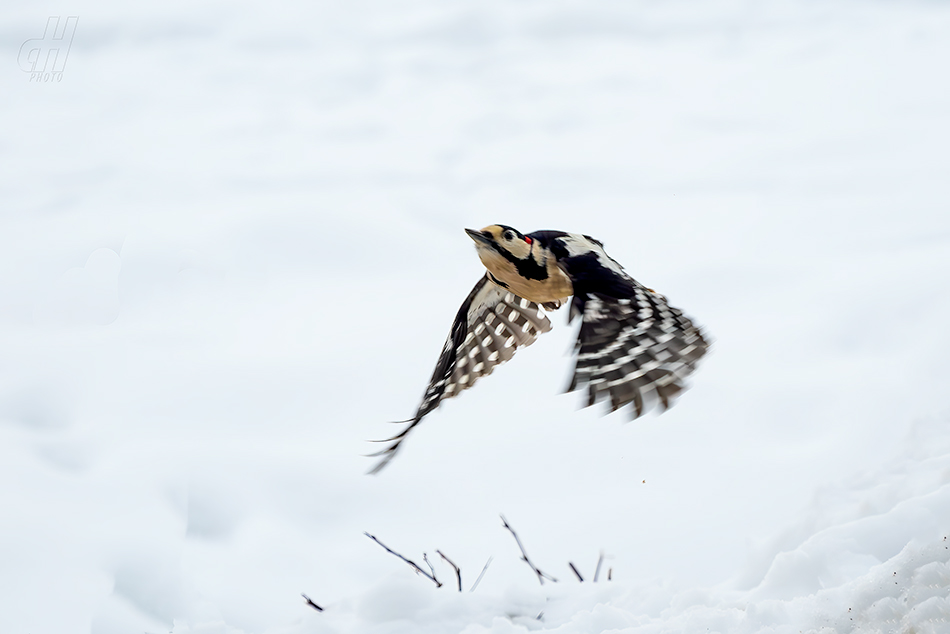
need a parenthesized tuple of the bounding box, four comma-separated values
(2, 1, 949, 632)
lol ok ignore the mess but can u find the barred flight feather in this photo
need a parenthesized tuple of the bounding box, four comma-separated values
(368, 275, 554, 473)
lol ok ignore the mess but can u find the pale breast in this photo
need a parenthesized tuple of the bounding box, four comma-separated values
(477, 249, 573, 303)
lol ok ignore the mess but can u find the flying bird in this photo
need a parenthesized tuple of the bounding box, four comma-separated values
(369, 225, 708, 473)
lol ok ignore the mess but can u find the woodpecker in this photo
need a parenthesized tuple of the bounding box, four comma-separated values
(369, 225, 709, 473)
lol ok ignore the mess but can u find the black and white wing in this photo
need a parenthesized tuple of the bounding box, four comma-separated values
(548, 234, 708, 418)
(569, 286, 708, 416)
(369, 275, 559, 473)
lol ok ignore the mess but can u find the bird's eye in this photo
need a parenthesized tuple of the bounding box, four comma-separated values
(503, 231, 514, 241)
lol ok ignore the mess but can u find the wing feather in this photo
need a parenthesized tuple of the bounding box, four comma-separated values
(550, 234, 708, 418)
(569, 287, 708, 417)
(370, 275, 555, 473)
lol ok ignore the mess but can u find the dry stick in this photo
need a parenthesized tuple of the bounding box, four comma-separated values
(568, 562, 584, 582)
(500, 514, 557, 585)
(364, 532, 443, 587)
(423, 553, 440, 586)
(593, 551, 605, 582)
(608, 568, 613, 581)
(301, 594, 323, 612)
(437, 550, 462, 592)
(470, 556, 493, 592)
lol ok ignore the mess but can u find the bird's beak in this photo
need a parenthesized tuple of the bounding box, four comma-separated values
(465, 228, 493, 245)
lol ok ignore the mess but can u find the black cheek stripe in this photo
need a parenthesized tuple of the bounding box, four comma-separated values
(491, 243, 548, 281)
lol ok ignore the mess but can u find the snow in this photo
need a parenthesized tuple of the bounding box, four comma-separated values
(184, 419, 950, 633)
(2, 1, 950, 632)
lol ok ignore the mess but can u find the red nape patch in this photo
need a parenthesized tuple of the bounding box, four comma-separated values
(525, 236, 532, 244)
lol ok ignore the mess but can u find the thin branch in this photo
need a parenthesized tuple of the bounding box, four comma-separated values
(608, 568, 613, 581)
(593, 551, 605, 582)
(470, 556, 493, 592)
(500, 514, 557, 585)
(301, 594, 323, 612)
(423, 553, 440, 586)
(568, 562, 584, 582)
(364, 532, 442, 587)
(437, 549, 462, 592)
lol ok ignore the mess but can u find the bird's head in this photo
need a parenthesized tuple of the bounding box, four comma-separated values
(464, 224, 570, 303)
(465, 225, 534, 263)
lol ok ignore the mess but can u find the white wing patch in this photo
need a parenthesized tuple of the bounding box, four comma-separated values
(558, 233, 627, 277)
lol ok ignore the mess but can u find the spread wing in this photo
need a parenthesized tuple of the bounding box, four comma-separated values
(569, 286, 708, 416)
(552, 235, 709, 417)
(369, 275, 559, 473)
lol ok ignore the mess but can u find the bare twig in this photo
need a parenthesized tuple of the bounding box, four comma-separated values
(593, 551, 605, 582)
(470, 556, 493, 592)
(568, 562, 584, 582)
(500, 514, 557, 585)
(608, 567, 613, 581)
(364, 532, 442, 587)
(301, 594, 323, 612)
(423, 553, 440, 586)
(437, 549, 462, 592)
